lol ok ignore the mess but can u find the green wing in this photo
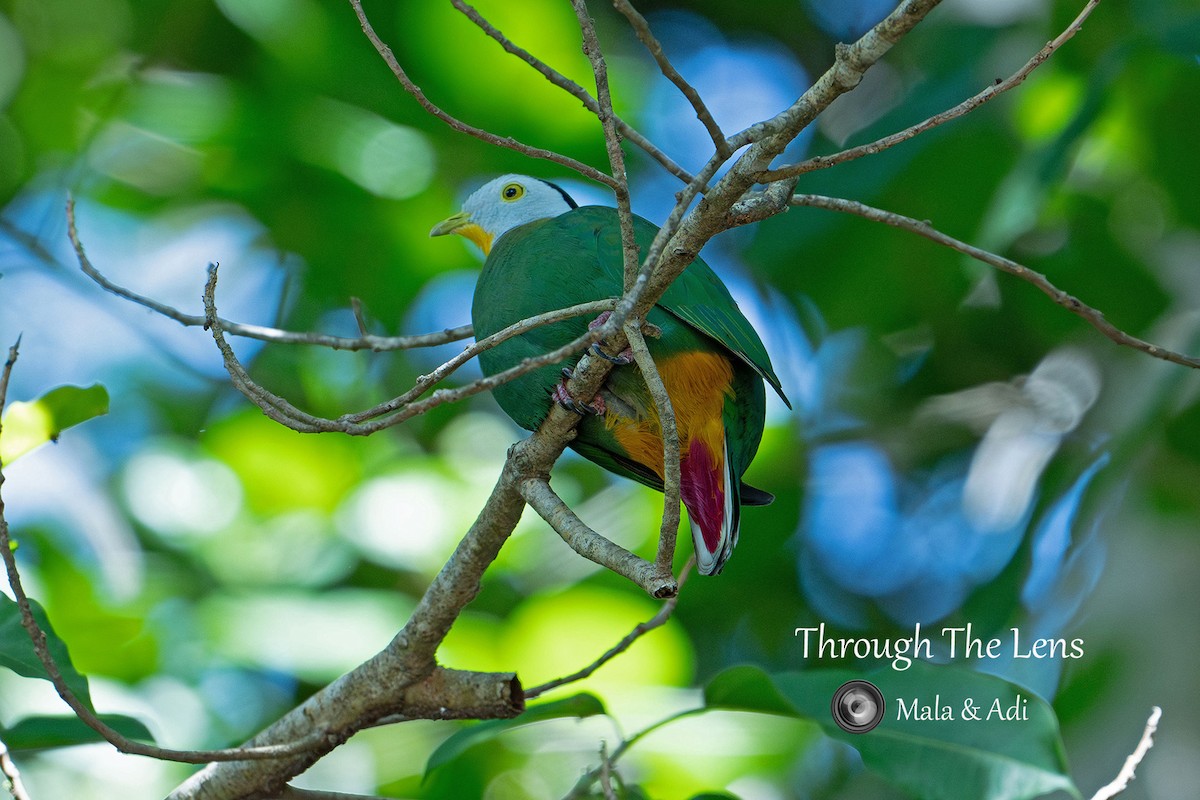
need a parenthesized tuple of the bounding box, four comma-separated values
(589, 208, 791, 407)
(473, 205, 789, 427)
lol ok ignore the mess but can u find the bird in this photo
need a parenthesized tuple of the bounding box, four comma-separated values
(431, 174, 789, 575)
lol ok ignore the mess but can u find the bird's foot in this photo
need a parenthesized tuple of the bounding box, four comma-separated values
(587, 311, 636, 365)
(552, 368, 606, 416)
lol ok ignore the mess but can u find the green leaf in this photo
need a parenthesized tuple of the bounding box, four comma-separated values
(0, 593, 94, 708)
(705, 662, 1080, 800)
(0, 384, 109, 464)
(424, 693, 606, 780)
(2, 714, 154, 750)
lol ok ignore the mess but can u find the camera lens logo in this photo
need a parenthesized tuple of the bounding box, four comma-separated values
(831, 680, 885, 734)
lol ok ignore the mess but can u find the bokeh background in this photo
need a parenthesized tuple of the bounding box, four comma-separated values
(0, 0, 1198, 797)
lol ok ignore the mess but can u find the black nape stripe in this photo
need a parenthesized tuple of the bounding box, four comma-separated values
(537, 178, 579, 209)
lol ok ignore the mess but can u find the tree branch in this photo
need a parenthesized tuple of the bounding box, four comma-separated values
(710, 0, 944, 160)
(629, 0, 946, 322)
(762, 0, 1102, 181)
(790, 193, 1200, 369)
(597, 741, 618, 800)
(724, 179, 798, 229)
(565, 707, 703, 799)
(1089, 707, 1161, 800)
(65, 199, 472, 352)
(346, 0, 615, 188)
(341, 299, 615, 425)
(519, 477, 677, 598)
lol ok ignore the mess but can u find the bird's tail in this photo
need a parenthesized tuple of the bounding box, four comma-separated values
(681, 427, 738, 576)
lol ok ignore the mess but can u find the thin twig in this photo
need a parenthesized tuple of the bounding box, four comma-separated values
(0, 342, 326, 764)
(347, 0, 615, 188)
(1089, 707, 1162, 800)
(450, 0, 693, 184)
(624, 322, 681, 571)
(612, 0, 730, 158)
(65, 199, 472, 352)
(524, 559, 692, 700)
(571, 0, 640, 291)
(0, 737, 31, 800)
(790, 194, 1200, 369)
(762, 0, 1102, 181)
(519, 477, 677, 598)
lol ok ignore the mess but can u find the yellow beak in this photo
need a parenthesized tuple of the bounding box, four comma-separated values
(430, 211, 493, 255)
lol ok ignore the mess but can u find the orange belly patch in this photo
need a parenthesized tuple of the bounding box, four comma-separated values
(606, 350, 734, 479)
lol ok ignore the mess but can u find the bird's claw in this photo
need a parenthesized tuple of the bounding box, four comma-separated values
(552, 372, 606, 416)
(589, 342, 634, 365)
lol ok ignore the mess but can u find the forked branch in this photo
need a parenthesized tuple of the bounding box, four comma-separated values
(762, 0, 1103, 180)
(519, 477, 677, 598)
(199, 263, 619, 433)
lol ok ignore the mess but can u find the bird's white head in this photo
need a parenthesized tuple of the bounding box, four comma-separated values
(430, 174, 577, 256)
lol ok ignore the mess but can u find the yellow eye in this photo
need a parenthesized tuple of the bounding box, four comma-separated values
(501, 183, 525, 202)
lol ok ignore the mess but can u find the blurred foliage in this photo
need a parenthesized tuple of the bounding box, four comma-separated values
(0, 0, 1199, 798)
(0, 383, 109, 464)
